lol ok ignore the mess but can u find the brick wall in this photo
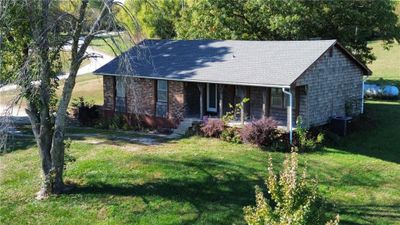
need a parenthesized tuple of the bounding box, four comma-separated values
(126, 77, 155, 116)
(168, 81, 185, 122)
(295, 46, 364, 127)
(103, 76, 115, 111)
(103, 76, 185, 127)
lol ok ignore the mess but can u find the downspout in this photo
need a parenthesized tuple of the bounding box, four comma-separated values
(282, 88, 293, 145)
(361, 76, 368, 114)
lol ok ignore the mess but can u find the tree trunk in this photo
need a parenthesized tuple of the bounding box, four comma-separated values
(50, 63, 81, 194)
(22, 0, 108, 199)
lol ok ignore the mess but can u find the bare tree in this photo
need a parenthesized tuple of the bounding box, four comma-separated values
(0, 0, 139, 199)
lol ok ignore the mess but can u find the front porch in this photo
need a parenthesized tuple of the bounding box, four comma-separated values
(183, 82, 304, 129)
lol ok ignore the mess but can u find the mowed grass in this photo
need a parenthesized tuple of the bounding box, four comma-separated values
(60, 51, 91, 73)
(60, 73, 104, 105)
(1, 101, 399, 225)
(90, 34, 133, 56)
(0, 74, 103, 110)
(367, 40, 400, 85)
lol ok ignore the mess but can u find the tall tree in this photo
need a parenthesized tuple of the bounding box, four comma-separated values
(119, 0, 186, 39)
(0, 0, 136, 199)
(176, 0, 400, 63)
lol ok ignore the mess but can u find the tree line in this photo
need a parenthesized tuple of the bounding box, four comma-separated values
(122, 0, 400, 64)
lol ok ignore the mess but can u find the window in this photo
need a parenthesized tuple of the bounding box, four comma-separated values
(156, 80, 168, 118)
(157, 80, 168, 102)
(271, 88, 296, 109)
(284, 91, 296, 109)
(115, 77, 126, 112)
(207, 83, 217, 112)
(271, 88, 283, 108)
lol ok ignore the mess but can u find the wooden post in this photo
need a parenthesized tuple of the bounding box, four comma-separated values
(240, 102, 245, 124)
(295, 86, 300, 120)
(266, 87, 271, 117)
(197, 83, 204, 119)
(262, 87, 267, 119)
(218, 84, 224, 118)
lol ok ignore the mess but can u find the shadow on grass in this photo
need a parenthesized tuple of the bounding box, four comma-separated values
(327, 101, 400, 164)
(65, 157, 263, 225)
(1, 125, 176, 154)
(0, 136, 36, 154)
(337, 204, 400, 225)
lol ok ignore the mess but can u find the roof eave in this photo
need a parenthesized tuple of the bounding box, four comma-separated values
(334, 42, 372, 76)
(94, 72, 291, 88)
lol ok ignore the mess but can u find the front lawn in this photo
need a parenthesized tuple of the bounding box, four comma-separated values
(1, 101, 399, 225)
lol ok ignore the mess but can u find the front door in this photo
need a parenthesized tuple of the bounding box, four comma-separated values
(207, 83, 217, 112)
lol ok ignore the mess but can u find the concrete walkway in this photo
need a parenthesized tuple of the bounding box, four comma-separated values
(7, 130, 162, 146)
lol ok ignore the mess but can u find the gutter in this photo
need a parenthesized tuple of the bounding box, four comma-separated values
(361, 76, 368, 114)
(282, 88, 293, 145)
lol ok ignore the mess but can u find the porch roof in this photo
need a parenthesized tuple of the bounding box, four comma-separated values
(94, 39, 370, 87)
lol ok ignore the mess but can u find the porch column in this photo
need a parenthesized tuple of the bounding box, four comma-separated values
(218, 84, 224, 118)
(240, 103, 245, 124)
(282, 88, 293, 145)
(262, 87, 267, 119)
(262, 87, 271, 119)
(197, 83, 204, 119)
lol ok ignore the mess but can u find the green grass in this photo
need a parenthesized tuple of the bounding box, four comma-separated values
(1, 101, 400, 225)
(0, 74, 103, 109)
(367, 40, 400, 86)
(90, 34, 133, 56)
(61, 74, 104, 106)
(60, 51, 90, 73)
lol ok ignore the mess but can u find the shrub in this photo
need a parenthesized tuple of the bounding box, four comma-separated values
(295, 117, 324, 152)
(243, 152, 340, 225)
(221, 127, 242, 144)
(95, 113, 136, 130)
(240, 118, 278, 147)
(271, 131, 292, 152)
(200, 119, 225, 138)
(71, 97, 100, 126)
(221, 98, 250, 124)
(187, 122, 203, 136)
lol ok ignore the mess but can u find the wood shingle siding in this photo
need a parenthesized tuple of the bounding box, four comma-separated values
(295, 46, 363, 127)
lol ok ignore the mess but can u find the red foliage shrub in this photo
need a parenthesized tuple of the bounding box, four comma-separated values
(240, 118, 278, 147)
(201, 119, 225, 138)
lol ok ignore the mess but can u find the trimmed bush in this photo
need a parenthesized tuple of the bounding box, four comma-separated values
(201, 119, 225, 138)
(240, 118, 278, 147)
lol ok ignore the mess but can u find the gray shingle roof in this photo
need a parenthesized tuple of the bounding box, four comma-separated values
(94, 39, 365, 87)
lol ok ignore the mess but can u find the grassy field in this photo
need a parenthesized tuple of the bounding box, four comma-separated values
(0, 74, 103, 110)
(60, 51, 91, 73)
(1, 100, 399, 225)
(90, 34, 133, 56)
(59, 74, 104, 105)
(367, 40, 400, 85)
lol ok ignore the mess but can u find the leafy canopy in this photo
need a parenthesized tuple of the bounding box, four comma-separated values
(176, 0, 400, 63)
(118, 0, 187, 39)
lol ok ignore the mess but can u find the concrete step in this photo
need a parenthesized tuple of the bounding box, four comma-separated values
(166, 118, 201, 139)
